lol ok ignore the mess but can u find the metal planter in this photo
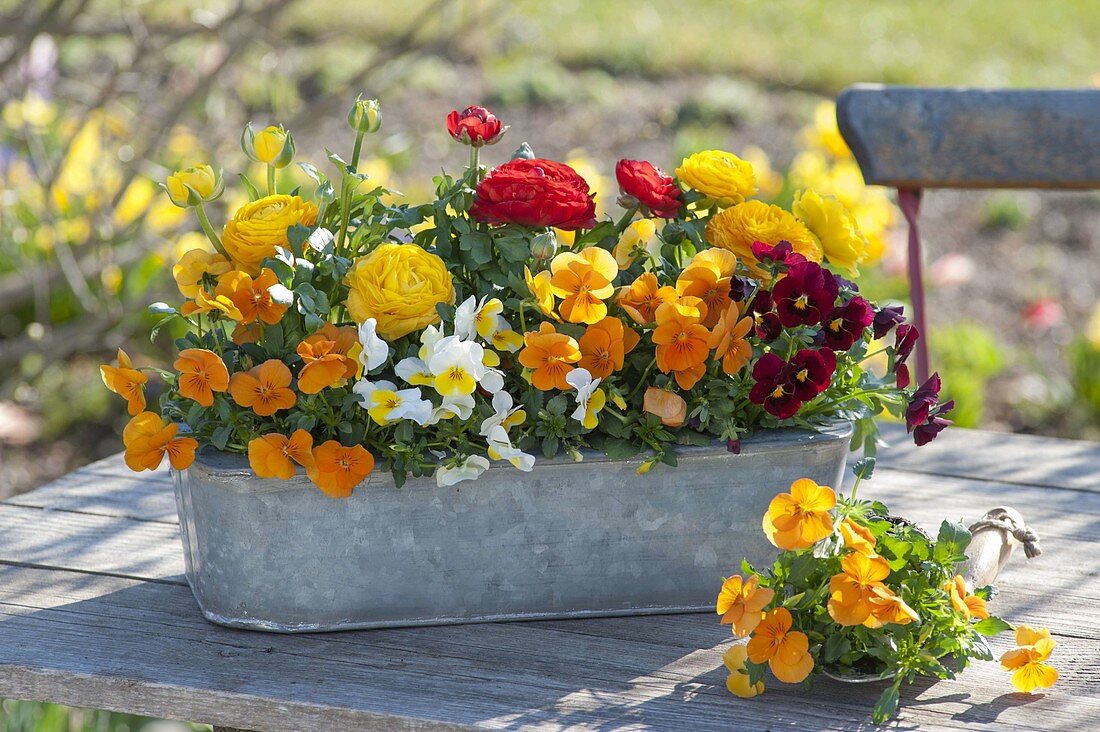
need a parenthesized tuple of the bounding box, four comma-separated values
(173, 422, 853, 633)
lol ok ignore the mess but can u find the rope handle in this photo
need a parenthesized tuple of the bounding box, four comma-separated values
(968, 509, 1043, 559)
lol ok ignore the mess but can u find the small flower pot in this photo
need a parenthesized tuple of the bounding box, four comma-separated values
(173, 422, 852, 632)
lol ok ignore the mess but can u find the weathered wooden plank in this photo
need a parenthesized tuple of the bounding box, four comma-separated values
(836, 85, 1100, 189)
(4, 454, 175, 522)
(876, 424, 1100, 492)
(0, 564, 1096, 732)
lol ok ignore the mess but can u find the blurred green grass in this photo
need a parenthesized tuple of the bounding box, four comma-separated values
(0, 700, 208, 732)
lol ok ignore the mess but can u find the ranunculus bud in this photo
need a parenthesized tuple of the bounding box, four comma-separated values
(446, 105, 507, 147)
(530, 231, 559, 261)
(348, 96, 382, 134)
(511, 141, 535, 160)
(241, 123, 295, 168)
(165, 165, 224, 207)
(615, 159, 681, 218)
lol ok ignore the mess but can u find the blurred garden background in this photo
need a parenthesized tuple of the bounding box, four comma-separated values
(1, 0, 1100, 728)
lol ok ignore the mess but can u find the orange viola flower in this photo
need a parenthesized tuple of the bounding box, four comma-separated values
(616, 272, 678, 325)
(723, 644, 764, 699)
(717, 574, 776, 638)
(865, 585, 920, 628)
(1000, 626, 1058, 693)
(652, 297, 711, 390)
(180, 289, 244, 321)
(122, 411, 197, 472)
(945, 574, 990, 621)
(518, 321, 581, 391)
(643, 387, 687, 427)
(762, 478, 836, 550)
(827, 551, 892, 627)
(524, 266, 560, 321)
(838, 517, 877, 556)
(100, 348, 147, 415)
(215, 268, 288, 325)
(229, 359, 297, 416)
(173, 348, 229, 407)
(578, 316, 641, 378)
(549, 247, 619, 324)
(232, 322, 262, 345)
(296, 323, 359, 394)
(746, 607, 815, 683)
(247, 429, 315, 480)
(675, 248, 738, 327)
(708, 302, 753, 376)
(306, 440, 374, 498)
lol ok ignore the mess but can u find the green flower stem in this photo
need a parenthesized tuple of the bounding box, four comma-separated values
(518, 301, 527, 332)
(627, 358, 658, 400)
(266, 163, 276, 196)
(194, 203, 231, 260)
(849, 474, 864, 501)
(469, 145, 480, 177)
(351, 128, 367, 171)
(615, 206, 638, 231)
(805, 387, 898, 415)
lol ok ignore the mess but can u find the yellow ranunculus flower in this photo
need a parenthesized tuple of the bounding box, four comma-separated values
(221, 194, 318, 274)
(165, 165, 222, 207)
(254, 126, 288, 163)
(706, 200, 822, 272)
(345, 243, 455, 340)
(675, 150, 756, 207)
(793, 189, 869, 276)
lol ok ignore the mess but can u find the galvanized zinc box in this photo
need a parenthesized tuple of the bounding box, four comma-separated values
(173, 422, 852, 632)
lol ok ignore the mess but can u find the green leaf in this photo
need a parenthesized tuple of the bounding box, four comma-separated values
(211, 424, 232, 451)
(872, 684, 900, 724)
(972, 616, 1013, 636)
(852, 456, 876, 481)
(934, 520, 972, 564)
(822, 632, 851, 663)
(600, 437, 641, 459)
(287, 224, 312, 256)
(494, 230, 531, 262)
(238, 173, 261, 201)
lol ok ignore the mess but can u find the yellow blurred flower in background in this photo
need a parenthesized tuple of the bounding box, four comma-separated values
(793, 189, 869, 276)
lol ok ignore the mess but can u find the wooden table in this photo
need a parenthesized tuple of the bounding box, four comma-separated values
(1, 426, 1097, 731)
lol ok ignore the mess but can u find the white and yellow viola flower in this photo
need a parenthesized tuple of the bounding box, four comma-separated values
(425, 393, 477, 425)
(417, 324, 445, 360)
(435, 455, 491, 487)
(479, 390, 527, 437)
(455, 295, 505, 341)
(565, 367, 606, 430)
(357, 318, 390, 372)
(490, 326, 524, 353)
(352, 379, 433, 426)
(485, 425, 535, 472)
(427, 337, 485, 397)
(395, 356, 434, 387)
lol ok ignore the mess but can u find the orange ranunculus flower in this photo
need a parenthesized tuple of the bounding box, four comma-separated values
(228, 359, 297, 416)
(578, 316, 640, 379)
(1000, 626, 1058, 693)
(181, 289, 244, 321)
(524, 266, 560, 321)
(247, 429, 314, 480)
(865, 585, 920, 628)
(838, 517, 877, 556)
(518, 321, 581, 391)
(708, 302, 752, 376)
(746, 607, 815, 684)
(643, 387, 687, 427)
(215, 268, 288, 325)
(307, 440, 374, 498)
(676, 248, 738, 327)
(221, 194, 318, 274)
(173, 348, 229, 407)
(122, 411, 197, 472)
(550, 246, 619, 324)
(723, 644, 765, 699)
(763, 478, 836, 551)
(616, 272, 678, 325)
(296, 324, 359, 394)
(945, 574, 989, 621)
(172, 248, 232, 298)
(827, 551, 892, 626)
(717, 574, 776, 638)
(100, 348, 147, 415)
(652, 297, 711, 390)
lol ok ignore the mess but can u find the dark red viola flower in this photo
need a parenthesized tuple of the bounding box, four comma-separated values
(893, 323, 920, 388)
(749, 353, 803, 419)
(446, 105, 506, 147)
(748, 290, 782, 341)
(822, 296, 874, 351)
(751, 240, 807, 269)
(872, 304, 906, 340)
(728, 275, 755, 303)
(788, 348, 836, 401)
(726, 438, 741, 454)
(615, 159, 681, 218)
(905, 372, 942, 430)
(913, 404, 954, 446)
(772, 261, 839, 328)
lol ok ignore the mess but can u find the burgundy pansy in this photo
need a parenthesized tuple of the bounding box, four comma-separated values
(748, 290, 782, 342)
(788, 348, 836, 401)
(751, 240, 807, 269)
(872, 304, 906, 340)
(749, 353, 803, 420)
(822, 297, 874, 351)
(893, 323, 920, 389)
(771, 261, 839, 328)
(906, 372, 955, 446)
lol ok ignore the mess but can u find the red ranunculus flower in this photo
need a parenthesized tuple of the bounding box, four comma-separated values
(822, 296, 874, 351)
(446, 105, 506, 147)
(749, 353, 802, 419)
(788, 348, 836, 401)
(470, 158, 597, 230)
(615, 159, 681, 218)
(772, 261, 838, 328)
(893, 323, 920, 388)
